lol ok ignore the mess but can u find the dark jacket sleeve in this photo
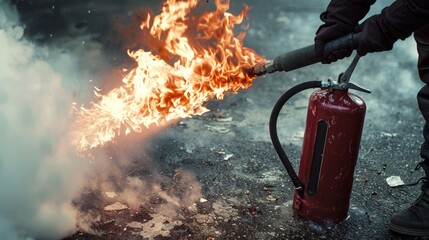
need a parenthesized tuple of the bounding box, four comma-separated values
(315, 0, 376, 42)
(382, 0, 429, 39)
(359, 0, 429, 55)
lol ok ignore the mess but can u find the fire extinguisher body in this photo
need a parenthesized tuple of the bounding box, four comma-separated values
(293, 89, 366, 222)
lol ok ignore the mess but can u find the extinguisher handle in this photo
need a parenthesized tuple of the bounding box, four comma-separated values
(270, 80, 323, 196)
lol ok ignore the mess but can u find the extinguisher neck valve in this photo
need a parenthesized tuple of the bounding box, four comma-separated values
(321, 78, 344, 91)
(320, 78, 371, 94)
(321, 78, 334, 89)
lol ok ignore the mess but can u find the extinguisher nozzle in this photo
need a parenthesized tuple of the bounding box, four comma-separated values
(246, 60, 276, 77)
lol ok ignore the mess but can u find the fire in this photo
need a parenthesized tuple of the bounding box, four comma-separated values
(73, 0, 264, 151)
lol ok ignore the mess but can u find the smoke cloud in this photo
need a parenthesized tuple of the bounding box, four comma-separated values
(0, 1, 91, 239)
(0, 1, 203, 239)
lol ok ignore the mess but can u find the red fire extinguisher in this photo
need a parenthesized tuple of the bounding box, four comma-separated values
(270, 55, 370, 222)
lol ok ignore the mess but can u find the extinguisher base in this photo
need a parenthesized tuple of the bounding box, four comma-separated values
(293, 193, 350, 223)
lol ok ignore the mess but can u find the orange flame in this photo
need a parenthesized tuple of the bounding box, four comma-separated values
(73, 0, 264, 151)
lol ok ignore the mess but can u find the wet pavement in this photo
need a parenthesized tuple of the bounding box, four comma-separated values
(10, 0, 429, 239)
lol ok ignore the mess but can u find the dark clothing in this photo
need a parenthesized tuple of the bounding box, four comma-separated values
(416, 26, 429, 161)
(316, 0, 429, 55)
(358, 0, 429, 55)
(315, 0, 375, 42)
(416, 27, 429, 86)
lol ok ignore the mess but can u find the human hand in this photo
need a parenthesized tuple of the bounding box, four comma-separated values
(356, 15, 398, 56)
(315, 12, 355, 64)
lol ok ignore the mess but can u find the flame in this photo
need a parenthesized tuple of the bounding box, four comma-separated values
(73, 0, 264, 151)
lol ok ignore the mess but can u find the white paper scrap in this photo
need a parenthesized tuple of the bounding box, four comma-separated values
(216, 117, 233, 122)
(104, 202, 128, 211)
(386, 176, 405, 187)
(105, 191, 117, 198)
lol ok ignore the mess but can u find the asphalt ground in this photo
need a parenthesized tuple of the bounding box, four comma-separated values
(9, 0, 429, 239)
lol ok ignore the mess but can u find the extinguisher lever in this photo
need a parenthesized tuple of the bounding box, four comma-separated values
(336, 54, 371, 94)
(348, 82, 371, 94)
(340, 54, 360, 84)
(321, 78, 371, 94)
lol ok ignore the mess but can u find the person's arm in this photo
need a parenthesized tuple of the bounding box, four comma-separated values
(358, 0, 429, 55)
(315, 0, 376, 42)
(315, 0, 376, 63)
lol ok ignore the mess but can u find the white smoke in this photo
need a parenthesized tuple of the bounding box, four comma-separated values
(0, 1, 90, 239)
(0, 1, 204, 239)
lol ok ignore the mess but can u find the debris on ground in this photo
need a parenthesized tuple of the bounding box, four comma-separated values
(266, 195, 278, 202)
(105, 191, 117, 198)
(216, 117, 233, 122)
(381, 132, 398, 138)
(206, 125, 230, 133)
(126, 221, 143, 229)
(217, 151, 225, 156)
(386, 176, 405, 187)
(104, 202, 128, 211)
(215, 151, 234, 161)
(135, 214, 183, 239)
(354, 177, 369, 183)
(223, 154, 234, 161)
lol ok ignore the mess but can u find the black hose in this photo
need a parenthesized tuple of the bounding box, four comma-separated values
(269, 81, 322, 197)
(250, 32, 361, 76)
(274, 32, 361, 73)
